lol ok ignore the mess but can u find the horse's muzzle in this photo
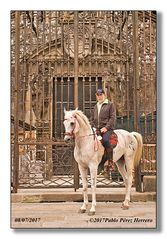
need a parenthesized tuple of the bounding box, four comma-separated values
(64, 132, 73, 143)
(64, 135, 72, 143)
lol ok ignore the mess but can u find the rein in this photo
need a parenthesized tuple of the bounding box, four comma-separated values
(64, 123, 99, 151)
(64, 131, 95, 139)
(75, 132, 99, 152)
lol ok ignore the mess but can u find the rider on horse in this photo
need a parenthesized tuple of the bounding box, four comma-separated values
(90, 88, 116, 176)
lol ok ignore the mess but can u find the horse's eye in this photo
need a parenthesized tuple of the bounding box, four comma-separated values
(70, 122, 75, 127)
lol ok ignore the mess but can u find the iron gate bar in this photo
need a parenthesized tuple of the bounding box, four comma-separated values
(74, 11, 79, 109)
(74, 11, 79, 190)
(22, 13, 27, 140)
(143, 11, 147, 136)
(18, 141, 74, 145)
(133, 11, 142, 192)
(13, 11, 20, 193)
(125, 11, 130, 130)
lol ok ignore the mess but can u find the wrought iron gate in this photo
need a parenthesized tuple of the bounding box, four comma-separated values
(11, 11, 156, 192)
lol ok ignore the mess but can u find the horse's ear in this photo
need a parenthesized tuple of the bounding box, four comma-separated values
(64, 107, 67, 115)
(75, 107, 78, 111)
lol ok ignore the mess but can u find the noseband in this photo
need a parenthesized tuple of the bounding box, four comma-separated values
(64, 131, 74, 137)
(64, 117, 76, 137)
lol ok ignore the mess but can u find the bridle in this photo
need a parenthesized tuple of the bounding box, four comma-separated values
(64, 129, 75, 137)
(64, 116, 77, 138)
(64, 116, 99, 151)
(64, 117, 96, 139)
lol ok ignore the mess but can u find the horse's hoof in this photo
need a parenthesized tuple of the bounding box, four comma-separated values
(78, 209, 86, 214)
(122, 203, 129, 210)
(88, 211, 95, 216)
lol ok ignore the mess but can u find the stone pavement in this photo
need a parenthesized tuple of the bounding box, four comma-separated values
(11, 201, 156, 229)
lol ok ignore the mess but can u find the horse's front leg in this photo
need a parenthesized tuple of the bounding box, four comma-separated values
(78, 165, 88, 213)
(88, 164, 97, 216)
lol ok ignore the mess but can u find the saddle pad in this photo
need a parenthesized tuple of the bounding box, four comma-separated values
(110, 132, 118, 147)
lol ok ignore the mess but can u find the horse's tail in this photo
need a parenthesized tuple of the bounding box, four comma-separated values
(131, 132, 143, 167)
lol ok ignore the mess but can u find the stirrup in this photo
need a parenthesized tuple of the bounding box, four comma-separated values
(108, 161, 115, 171)
(98, 170, 105, 176)
(98, 168, 112, 181)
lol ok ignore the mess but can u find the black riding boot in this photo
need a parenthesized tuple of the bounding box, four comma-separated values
(106, 147, 114, 169)
(98, 153, 108, 174)
(98, 146, 114, 176)
(102, 147, 115, 180)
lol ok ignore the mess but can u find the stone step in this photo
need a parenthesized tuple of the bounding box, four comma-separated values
(12, 188, 156, 203)
(143, 175, 156, 192)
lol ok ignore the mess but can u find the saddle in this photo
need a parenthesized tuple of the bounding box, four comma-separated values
(110, 131, 118, 148)
(96, 130, 118, 148)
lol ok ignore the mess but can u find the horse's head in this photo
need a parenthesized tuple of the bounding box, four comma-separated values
(63, 109, 79, 143)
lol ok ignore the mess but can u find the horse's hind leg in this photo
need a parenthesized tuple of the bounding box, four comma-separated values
(115, 157, 128, 188)
(78, 165, 88, 213)
(122, 155, 134, 209)
(115, 158, 129, 209)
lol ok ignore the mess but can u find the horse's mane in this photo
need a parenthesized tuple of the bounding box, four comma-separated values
(74, 110, 91, 128)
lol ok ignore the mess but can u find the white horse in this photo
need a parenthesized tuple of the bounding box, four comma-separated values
(63, 109, 143, 215)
